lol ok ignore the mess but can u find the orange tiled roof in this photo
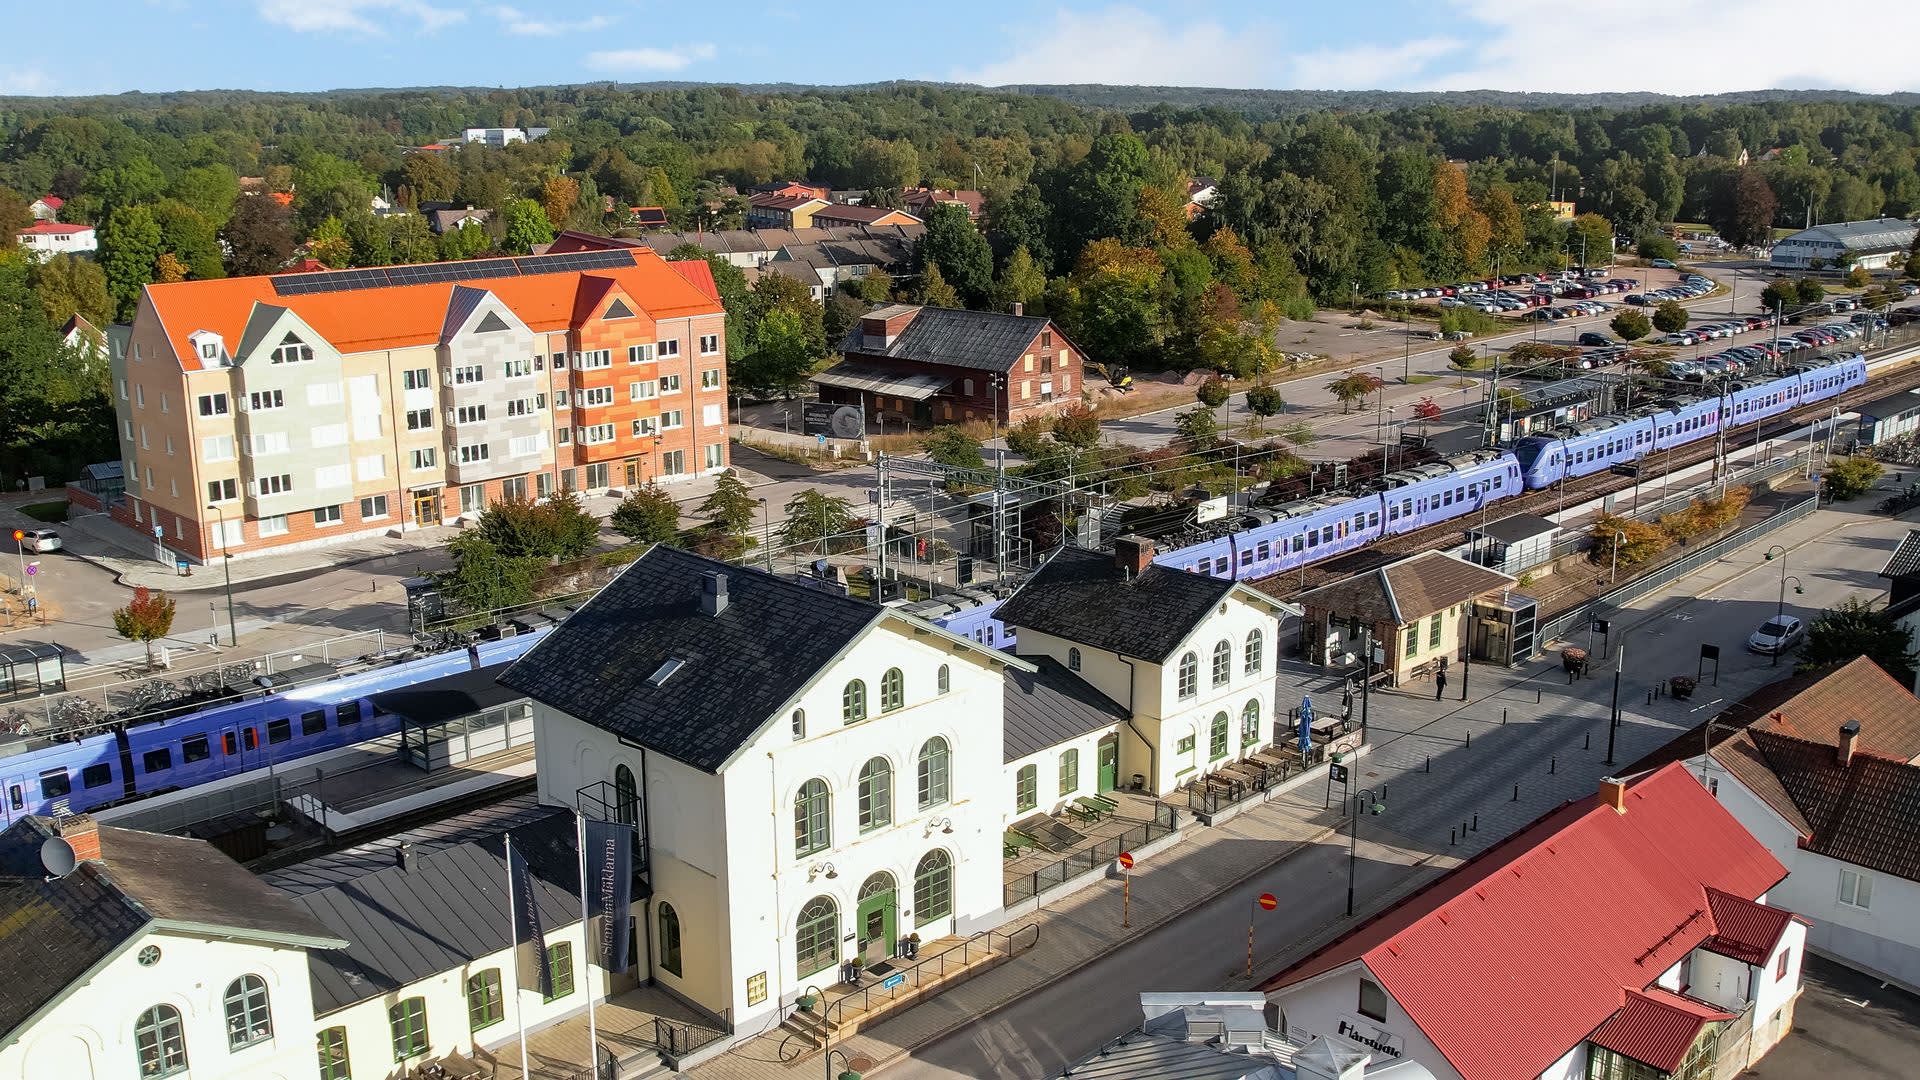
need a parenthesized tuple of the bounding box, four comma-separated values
(142, 249, 722, 372)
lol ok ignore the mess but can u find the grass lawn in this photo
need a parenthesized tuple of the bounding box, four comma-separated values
(19, 501, 67, 523)
(1406, 373, 1442, 384)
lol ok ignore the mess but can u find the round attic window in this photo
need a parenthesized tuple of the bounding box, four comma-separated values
(137, 945, 161, 967)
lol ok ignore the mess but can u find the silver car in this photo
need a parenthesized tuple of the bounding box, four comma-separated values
(1747, 615, 1805, 655)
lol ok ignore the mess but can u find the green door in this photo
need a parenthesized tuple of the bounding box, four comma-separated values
(1097, 734, 1119, 794)
(855, 890, 897, 966)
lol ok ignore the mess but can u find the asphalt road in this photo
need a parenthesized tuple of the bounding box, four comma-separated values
(1749, 954, 1920, 1079)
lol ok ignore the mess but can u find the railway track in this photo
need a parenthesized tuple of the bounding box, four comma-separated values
(1253, 351, 1920, 600)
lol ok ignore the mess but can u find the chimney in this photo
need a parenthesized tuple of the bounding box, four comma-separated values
(1011, 301, 1024, 317)
(1598, 776, 1627, 814)
(1839, 719, 1861, 767)
(1113, 534, 1156, 580)
(41, 815, 103, 877)
(701, 571, 730, 616)
(395, 841, 416, 872)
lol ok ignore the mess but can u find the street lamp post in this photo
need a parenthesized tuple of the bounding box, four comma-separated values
(206, 504, 238, 647)
(1604, 640, 1625, 765)
(1345, 787, 1386, 917)
(1609, 529, 1626, 585)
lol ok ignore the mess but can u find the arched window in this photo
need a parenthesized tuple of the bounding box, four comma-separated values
(135, 1005, 188, 1078)
(1068, 647, 1082, 671)
(791, 708, 806, 739)
(795, 895, 839, 977)
(614, 763, 638, 827)
(937, 664, 951, 694)
(1015, 764, 1038, 812)
(1212, 640, 1232, 686)
(858, 757, 893, 831)
(466, 969, 504, 1030)
(1210, 711, 1230, 761)
(794, 778, 831, 856)
(859, 870, 896, 904)
(1244, 629, 1264, 676)
(658, 902, 683, 976)
(881, 668, 905, 712)
(223, 974, 272, 1050)
(316, 1027, 350, 1080)
(914, 849, 954, 926)
(1241, 699, 1262, 749)
(1177, 652, 1198, 698)
(388, 996, 429, 1062)
(916, 738, 951, 809)
(842, 680, 866, 723)
(1058, 748, 1080, 795)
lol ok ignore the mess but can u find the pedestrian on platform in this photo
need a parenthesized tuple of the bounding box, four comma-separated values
(1435, 670, 1448, 701)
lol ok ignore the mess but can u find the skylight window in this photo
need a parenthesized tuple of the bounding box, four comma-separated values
(647, 657, 686, 687)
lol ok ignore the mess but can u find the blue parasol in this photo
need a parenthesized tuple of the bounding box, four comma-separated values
(1298, 695, 1315, 754)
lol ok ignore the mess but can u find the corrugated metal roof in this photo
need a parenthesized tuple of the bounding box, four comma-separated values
(263, 793, 551, 894)
(1003, 658, 1128, 762)
(839, 305, 1058, 375)
(813, 361, 951, 401)
(1259, 764, 1787, 1080)
(1787, 217, 1919, 252)
(1588, 988, 1733, 1073)
(1699, 887, 1792, 966)
(1882, 530, 1920, 579)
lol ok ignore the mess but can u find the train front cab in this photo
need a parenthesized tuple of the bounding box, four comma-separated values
(1514, 437, 1564, 489)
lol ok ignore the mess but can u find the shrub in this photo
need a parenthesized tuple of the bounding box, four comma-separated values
(1196, 376, 1231, 408)
(1005, 416, 1051, 456)
(1846, 266, 1872, 288)
(1824, 455, 1883, 501)
(1637, 235, 1680, 261)
(1589, 512, 1666, 568)
(1610, 310, 1652, 341)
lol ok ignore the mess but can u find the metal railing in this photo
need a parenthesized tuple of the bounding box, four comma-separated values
(1537, 494, 1818, 649)
(1004, 802, 1178, 905)
(820, 922, 1041, 1032)
(648, 1015, 728, 1060)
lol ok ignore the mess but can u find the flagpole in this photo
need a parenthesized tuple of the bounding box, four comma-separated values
(575, 811, 601, 1077)
(505, 835, 532, 1080)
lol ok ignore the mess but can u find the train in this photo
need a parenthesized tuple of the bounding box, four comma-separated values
(0, 629, 550, 826)
(919, 353, 1869, 644)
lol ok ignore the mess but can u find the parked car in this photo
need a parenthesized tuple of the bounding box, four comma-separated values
(1577, 332, 1612, 347)
(19, 529, 61, 554)
(1649, 258, 1677, 269)
(1899, 283, 1920, 297)
(1747, 615, 1806, 655)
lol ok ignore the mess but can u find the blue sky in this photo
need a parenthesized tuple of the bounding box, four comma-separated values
(11, 1, 1920, 98)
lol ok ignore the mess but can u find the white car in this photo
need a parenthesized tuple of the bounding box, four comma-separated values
(1746, 615, 1805, 655)
(19, 529, 61, 553)
(1437, 296, 1468, 308)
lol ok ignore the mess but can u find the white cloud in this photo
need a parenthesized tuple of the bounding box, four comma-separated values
(953, 6, 1278, 88)
(1288, 38, 1462, 91)
(586, 44, 718, 74)
(1425, 0, 1920, 94)
(491, 6, 614, 36)
(0, 67, 54, 96)
(257, 0, 464, 35)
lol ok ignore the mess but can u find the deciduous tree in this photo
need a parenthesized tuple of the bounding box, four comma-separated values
(610, 484, 683, 543)
(698, 470, 759, 537)
(1652, 300, 1689, 334)
(1610, 310, 1652, 341)
(222, 195, 296, 276)
(112, 587, 176, 668)
(501, 198, 554, 254)
(1244, 384, 1285, 430)
(1324, 370, 1383, 413)
(99, 204, 161, 319)
(916, 202, 992, 308)
(1800, 597, 1918, 683)
(780, 489, 855, 551)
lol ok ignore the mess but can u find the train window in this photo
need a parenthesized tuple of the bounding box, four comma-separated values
(181, 736, 211, 764)
(1306, 531, 1319, 549)
(1387, 504, 1399, 521)
(143, 748, 172, 773)
(1442, 490, 1453, 507)
(1213, 557, 1228, 575)
(1322, 526, 1334, 544)
(267, 718, 291, 745)
(1369, 513, 1380, 528)
(337, 702, 362, 726)
(1401, 500, 1413, 518)
(81, 764, 113, 789)
(243, 728, 258, 751)
(39, 768, 71, 799)
(1352, 514, 1365, 531)
(7, 786, 18, 811)
(1239, 549, 1253, 567)
(222, 732, 238, 755)
(302, 710, 328, 736)
(1256, 542, 1270, 560)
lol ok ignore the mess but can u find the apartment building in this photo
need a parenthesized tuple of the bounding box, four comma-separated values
(113, 248, 729, 562)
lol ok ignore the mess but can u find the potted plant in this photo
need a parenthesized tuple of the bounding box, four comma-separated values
(1561, 647, 1588, 676)
(1669, 675, 1697, 700)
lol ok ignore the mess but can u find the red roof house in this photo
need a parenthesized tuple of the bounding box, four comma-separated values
(1260, 765, 1805, 1080)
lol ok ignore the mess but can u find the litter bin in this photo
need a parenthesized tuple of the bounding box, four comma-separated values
(176, 558, 191, 577)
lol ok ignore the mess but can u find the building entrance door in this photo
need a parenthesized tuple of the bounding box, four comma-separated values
(1097, 733, 1119, 794)
(624, 458, 641, 488)
(855, 872, 897, 967)
(411, 490, 440, 525)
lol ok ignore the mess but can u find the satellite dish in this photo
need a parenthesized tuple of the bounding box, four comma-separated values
(40, 836, 76, 878)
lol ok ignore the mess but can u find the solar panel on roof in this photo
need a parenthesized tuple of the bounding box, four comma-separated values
(269, 251, 633, 296)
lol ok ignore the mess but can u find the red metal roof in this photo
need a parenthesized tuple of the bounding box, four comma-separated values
(1259, 764, 1787, 1080)
(1589, 988, 1734, 1073)
(1699, 887, 1792, 966)
(37, 195, 63, 209)
(667, 258, 720, 304)
(18, 222, 92, 235)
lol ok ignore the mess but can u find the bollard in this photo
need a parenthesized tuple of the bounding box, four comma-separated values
(1471, 813, 1479, 831)
(1450, 827, 1456, 845)
(1536, 689, 1543, 704)
(1512, 783, 1520, 801)
(1647, 688, 1655, 706)
(1550, 756, 1557, 774)
(1465, 729, 1471, 748)
(1425, 754, 1431, 773)
(1461, 820, 1468, 838)
(1584, 731, 1591, 750)
(1502, 708, 1508, 726)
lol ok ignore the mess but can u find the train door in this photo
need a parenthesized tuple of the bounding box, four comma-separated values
(1, 774, 26, 826)
(221, 723, 261, 772)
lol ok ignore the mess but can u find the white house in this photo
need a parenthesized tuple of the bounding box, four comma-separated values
(16, 221, 96, 261)
(1769, 217, 1918, 271)
(462, 127, 550, 147)
(28, 195, 63, 221)
(994, 537, 1294, 797)
(1261, 767, 1805, 1080)
(499, 546, 1031, 1035)
(1678, 655, 1920, 990)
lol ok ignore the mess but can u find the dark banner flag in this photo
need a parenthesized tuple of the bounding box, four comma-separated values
(583, 818, 635, 972)
(505, 836, 554, 999)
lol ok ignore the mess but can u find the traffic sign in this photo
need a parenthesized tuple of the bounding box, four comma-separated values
(23, 562, 36, 577)
(1117, 851, 1135, 870)
(1257, 892, 1278, 911)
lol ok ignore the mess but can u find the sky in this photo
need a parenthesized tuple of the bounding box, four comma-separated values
(11, 1, 1920, 99)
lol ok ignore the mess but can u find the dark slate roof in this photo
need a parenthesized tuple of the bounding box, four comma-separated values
(994, 547, 1236, 663)
(1298, 551, 1515, 626)
(292, 809, 582, 1014)
(1748, 729, 1920, 883)
(498, 547, 882, 772)
(1004, 658, 1129, 762)
(0, 817, 346, 1040)
(1471, 513, 1560, 544)
(838, 305, 1059, 375)
(1882, 529, 1920, 579)
(369, 660, 525, 726)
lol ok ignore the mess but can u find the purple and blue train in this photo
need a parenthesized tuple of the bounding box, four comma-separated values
(927, 353, 1868, 645)
(0, 629, 549, 826)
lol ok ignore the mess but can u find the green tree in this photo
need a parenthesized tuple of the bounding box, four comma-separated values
(780, 489, 855, 551)
(1173, 404, 1221, 452)
(1195, 376, 1230, 408)
(1846, 266, 1872, 288)
(1652, 300, 1689, 334)
(443, 532, 542, 615)
(99, 204, 162, 319)
(1610, 310, 1652, 341)
(992, 246, 1048, 313)
(1795, 278, 1826, 306)
(28, 255, 111, 328)
(1759, 279, 1797, 313)
(1448, 344, 1480, 370)
(386, 213, 438, 263)
(739, 273, 827, 395)
(699, 470, 759, 537)
(1705, 167, 1778, 250)
(291, 153, 376, 231)
(1636, 235, 1679, 261)
(1324, 370, 1384, 414)
(474, 492, 599, 561)
(1057, 133, 1152, 264)
(0, 186, 31, 245)
(307, 217, 352, 269)
(112, 587, 176, 668)
(171, 164, 238, 231)
(1799, 597, 1918, 684)
(924, 426, 985, 472)
(610, 484, 683, 543)
(1244, 383, 1285, 429)
(916, 203, 993, 307)
(1566, 213, 1615, 267)
(853, 270, 894, 305)
(501, 198, 555, 254)
(1053, 403, 1102, 449)
(154, 199, 224, 280)
(1823, 455, 1883, 501)
(440, 219, 493, 259)
(222, 195, 296, 276)
(917, 262, 960, 307)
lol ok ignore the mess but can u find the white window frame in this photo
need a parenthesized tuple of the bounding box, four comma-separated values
(1839, 868, 1873, 910)
(660, 373, 682, 394)
(660, 410, 684, 430)
(699, 333, 720, 356)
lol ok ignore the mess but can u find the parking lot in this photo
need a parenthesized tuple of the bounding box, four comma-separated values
(1750, 954, 1920, 1079)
